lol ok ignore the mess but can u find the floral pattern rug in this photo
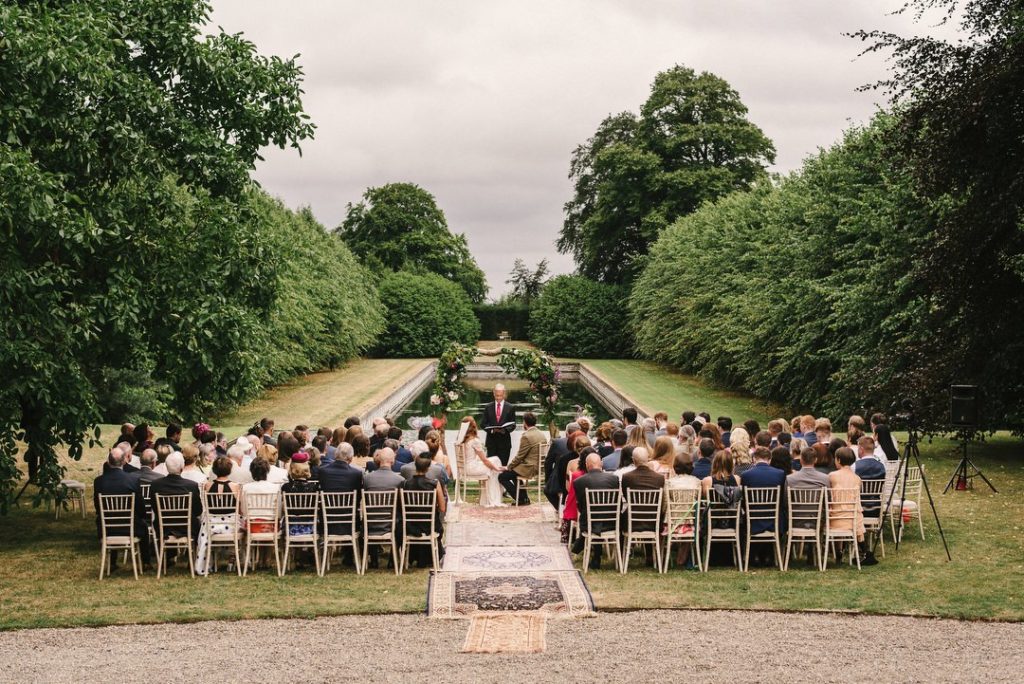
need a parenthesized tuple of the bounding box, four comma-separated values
(445, 521, 562, 547)
(442, 546, 574, 572)
(427, 571, 594, 618)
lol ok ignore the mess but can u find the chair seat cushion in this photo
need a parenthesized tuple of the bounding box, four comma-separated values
(61, 480, 86, 490)
(105, 536, 138, 545)
(324, 534, 356, 542)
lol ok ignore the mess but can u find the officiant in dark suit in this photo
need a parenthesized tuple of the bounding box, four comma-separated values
(481, 383, 516, 466)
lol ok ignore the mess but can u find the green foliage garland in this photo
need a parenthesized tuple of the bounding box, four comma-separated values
(430, 343, 477, 415)
(496, 347, 562, 426)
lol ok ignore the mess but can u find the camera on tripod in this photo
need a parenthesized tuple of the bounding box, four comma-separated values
(888, 398, 918, 430)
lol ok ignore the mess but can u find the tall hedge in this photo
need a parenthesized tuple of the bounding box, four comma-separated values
(530, 275, 632, 358)
(375, 272, 480, 357)
(630, 118, 939, 423)
(474, 303, 530, 340)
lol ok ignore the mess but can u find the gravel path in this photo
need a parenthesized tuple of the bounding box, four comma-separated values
(2, 610, 1020, 683)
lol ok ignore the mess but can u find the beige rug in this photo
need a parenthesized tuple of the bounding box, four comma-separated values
(428, 571, 595, 618)
(460, 614, 547, 654)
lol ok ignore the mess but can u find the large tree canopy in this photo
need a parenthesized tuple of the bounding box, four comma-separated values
(337, 182, 489, 303)
(558, 65, 775, 284)
(0, 0, 324, 510)
(850, 0, 1024, 427)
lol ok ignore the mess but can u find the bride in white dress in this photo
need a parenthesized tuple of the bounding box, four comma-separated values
(459, 416, 506, 507)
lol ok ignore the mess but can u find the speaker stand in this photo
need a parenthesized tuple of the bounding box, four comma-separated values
(943, 439, 997, 493)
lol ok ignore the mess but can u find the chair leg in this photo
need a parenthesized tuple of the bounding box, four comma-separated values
(273, 539, 282, 576)
(313, 541, 322, 577)
(703, 536, 711, 573)
(663, 538, 672, 573)
(582, 538, 591, 574)
(621, 536, 630, 574)
(432, 540, 440, 571)
(131, 542, 139, 580)
(743, 535, 751, 572)
(654, 538, 663, 574)
(99, 543, 107, 580)
(399, 542, 407, 576)
(391, 540, 400, 576)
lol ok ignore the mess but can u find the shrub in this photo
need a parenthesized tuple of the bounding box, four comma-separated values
(375, 272, 480, 357)
(474, 303, 530, 340)
(529, 275, 632, 358)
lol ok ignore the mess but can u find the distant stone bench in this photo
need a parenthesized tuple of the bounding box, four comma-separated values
(498, 330, 511, 341)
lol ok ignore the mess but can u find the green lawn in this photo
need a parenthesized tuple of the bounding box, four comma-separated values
(580, 359, 784, 423)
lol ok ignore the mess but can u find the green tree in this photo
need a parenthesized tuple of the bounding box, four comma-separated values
(851, 0, 1024, 428)
(338, 183, 488, 303)
(0, 0, 315, 510)
(375, 272, 480, 357)
(559, 65, 775, 284)
(530, 275, 632, 358)
(505, 258, 549, 306)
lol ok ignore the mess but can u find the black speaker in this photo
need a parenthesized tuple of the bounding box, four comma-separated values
(950, 385, 979, 428)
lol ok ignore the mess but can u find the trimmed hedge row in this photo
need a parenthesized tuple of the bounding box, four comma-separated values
(474, 303, 530, 340)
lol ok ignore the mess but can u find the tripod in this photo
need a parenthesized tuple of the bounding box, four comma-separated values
(875, 424, 952, 560)
(943, 434, 997, 493)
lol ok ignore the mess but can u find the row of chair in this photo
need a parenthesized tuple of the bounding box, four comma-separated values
(576, 467, 924, 574)
(97, 488, 442, 580)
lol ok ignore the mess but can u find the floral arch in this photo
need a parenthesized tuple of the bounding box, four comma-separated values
(431, 342, 561, 429)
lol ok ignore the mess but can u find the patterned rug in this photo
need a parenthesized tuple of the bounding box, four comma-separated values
(427, 571, 594, 618)
(461, 614, 547, 654)
(442, 546, 574, 572)
(446, 521, 561, 547)
(448, 503, 558, 524)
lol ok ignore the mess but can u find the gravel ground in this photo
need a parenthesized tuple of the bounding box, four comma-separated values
(1, 610, 1021, 683)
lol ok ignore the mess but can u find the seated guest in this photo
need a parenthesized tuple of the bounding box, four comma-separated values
(226, 444, 254, 485)
(601, 429, 628, 471)
(368, 419, 389, 457)
(813, 443, 836, 474)
(326, 426, 347, 464)
(205, 455, 241, 498)
(498, 411, 546, 505)
(613, 445, 638, 479)
(132, 424, 154, 458)
(692, 439, 715, 480)
(678, 425, 698, 458)
(742, 419, 761, 438)
(789, 438, 808, 471)
(717, 416, 733, 448)
(754, 430, 772, 450)
(390, 430, 414, 473)
(595, 422, 614, 457)
(241, 457, 282, 543)
(343, 416, 361, 429)
(740, 445, 787, 566)
(767, 419, 786, 448)
(350, 434, 371, 469)
(180, 444, 207, 485)
(641, 417, 658, 448)
(543, 421, 578, 510)
(853, 436, 887, 480)
(404, 455, 446, 567)
(769, 446, 793, 475)
(93, 447, 148, 567)
(319, 442, 363, 495)
(648, 436, 677, 476)
(848, 415, 867, 444)
(560, 446, 595, 543)
(620, 448, 665, 566)
(401, 441, 448, 484)
(829, 447, 876, 565)
(701, 450, 740, 494)
(365, 448, 405, 491)
(149, 453, 203, 543)
(815, 418, 833, 445)
(667, 452, 702, 491)
(729, 428, 752, 476)
(152, 444, 170, 475)
(107, 441, 139, 473)
(788, 448, 830, 489)
(281, 455, 318, 541)
(799, 415, 818, 446)
(154, 423, 182, 452)
(570, 453, 620, 570)
(425, 430, 452, 480)
(254, 444, 288, 484)
(137, 449, 164, 484)
(258, 418, 277, 447)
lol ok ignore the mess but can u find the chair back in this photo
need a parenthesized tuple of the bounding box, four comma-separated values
(140, 484, 152, 518)
(244, 491, 281, 534)
(743, 486, 781, 528)
(787, 487, 823, 532)
(583, 488, 620, 534)
(902, 466, 923, 500)
(98, 493, 136, 539)
(625, 488, 662, 534)
(283, 492, 320, 535)
(454, 442, 467, 477)
(705, 487, 742, 530)
(825, 487, 861, 531)
(362, 489, 397, 537)
(664, 487, 700, 537)
(154, 493, 193, 540)
(205, 491, 239, 518)
(401, 489, 437, 536)
(859, 478, 886, 520)
(321, 491, 358, 537)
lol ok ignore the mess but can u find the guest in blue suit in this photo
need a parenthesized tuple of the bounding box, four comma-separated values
(738, 446, 787, 567)
(691, 439, 715, 480)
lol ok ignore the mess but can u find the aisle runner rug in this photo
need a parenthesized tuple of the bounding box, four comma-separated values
(442, 546, 574, 572)
(447, 503, 558, 524)
(461, 614, 547, 654)
(428, 571, 594, 618)
(446, 521, 561, 547)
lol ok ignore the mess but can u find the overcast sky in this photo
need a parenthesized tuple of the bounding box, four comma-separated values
(208, 1, 946, 298)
